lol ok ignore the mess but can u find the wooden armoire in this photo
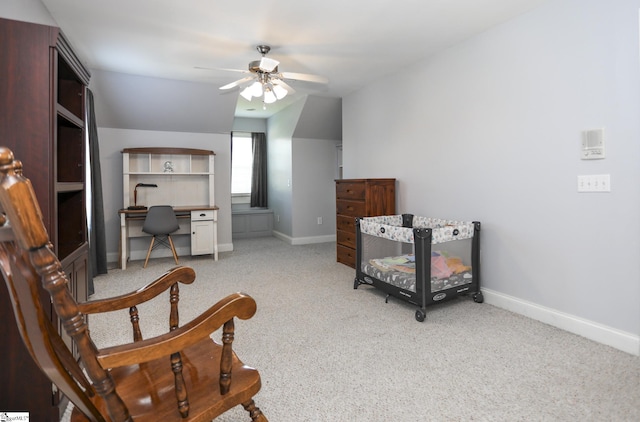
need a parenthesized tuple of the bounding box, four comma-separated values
(0, 17, 91, 421)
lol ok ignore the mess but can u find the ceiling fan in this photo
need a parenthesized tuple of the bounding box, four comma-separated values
(215, 45, 328, 105)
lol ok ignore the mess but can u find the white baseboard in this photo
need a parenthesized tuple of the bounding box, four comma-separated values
(107, 242, 234, 264)
(482, 288, 639, 356)
(272, 231, 336, 245)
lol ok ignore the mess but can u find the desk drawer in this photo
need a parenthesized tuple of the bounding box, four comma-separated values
(191, 210, 215, 221)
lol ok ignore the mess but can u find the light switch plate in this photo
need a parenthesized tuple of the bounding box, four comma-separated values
(578, 174, 611, 192)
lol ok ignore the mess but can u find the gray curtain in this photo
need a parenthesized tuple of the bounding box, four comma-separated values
(250, 132, 268, 208)
(87, 89, 107, 294)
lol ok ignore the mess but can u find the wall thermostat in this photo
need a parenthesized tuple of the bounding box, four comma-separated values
(581, 128, 605, 160)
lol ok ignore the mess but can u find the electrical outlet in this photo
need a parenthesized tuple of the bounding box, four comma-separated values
(317, 217, 323, 225)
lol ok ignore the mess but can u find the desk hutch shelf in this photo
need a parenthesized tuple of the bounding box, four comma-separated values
(122, 147, 215, 208)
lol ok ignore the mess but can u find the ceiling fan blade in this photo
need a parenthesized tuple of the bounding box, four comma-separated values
(259, 57, 279, 72)
(195, 66, 250, 74)
(219, 76, 255, 90)
(280, 72, 328, 84)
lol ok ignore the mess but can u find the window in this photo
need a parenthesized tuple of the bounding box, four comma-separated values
(231, 132, 253, 195)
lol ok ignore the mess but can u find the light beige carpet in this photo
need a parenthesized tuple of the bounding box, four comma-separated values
(62, 237, 639, 421)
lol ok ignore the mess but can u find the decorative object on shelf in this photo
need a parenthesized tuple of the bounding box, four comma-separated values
(163, 160, 174, 172)
(128, 183, 158, 210)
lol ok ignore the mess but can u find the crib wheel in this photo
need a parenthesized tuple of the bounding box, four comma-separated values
(353, 278, 359, 289)
(473, 292, 484, 303)
(415, 309, 426, 322)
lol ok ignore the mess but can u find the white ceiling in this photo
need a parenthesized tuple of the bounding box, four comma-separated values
(40, 0, 549, 118)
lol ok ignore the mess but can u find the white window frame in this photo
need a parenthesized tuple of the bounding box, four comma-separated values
(231, 132, 253, 205)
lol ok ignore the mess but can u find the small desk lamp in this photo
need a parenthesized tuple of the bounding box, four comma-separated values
(128, 183, 158, 210)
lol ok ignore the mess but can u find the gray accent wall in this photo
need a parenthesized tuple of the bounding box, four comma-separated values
(266, 98, 304, 238)
(0, 0, 57, 26)
(343, 0, 640, 347)
(90, 69, 237, 133)
(268, 96, 342, 243)
(293, 96, 343, 140)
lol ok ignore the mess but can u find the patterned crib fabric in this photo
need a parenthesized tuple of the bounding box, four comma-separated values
(359, 215, 475, 244)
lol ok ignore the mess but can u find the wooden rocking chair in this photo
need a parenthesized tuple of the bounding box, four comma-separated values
(0, 146, 267, 421)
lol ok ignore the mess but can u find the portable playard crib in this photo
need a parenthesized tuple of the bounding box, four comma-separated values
(354, 214, 482, 321)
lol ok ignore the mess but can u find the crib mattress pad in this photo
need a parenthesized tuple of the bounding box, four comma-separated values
(362, 252, 473, 293)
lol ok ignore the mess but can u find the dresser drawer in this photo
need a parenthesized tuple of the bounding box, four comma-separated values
(336, 215, 356, 233)
(336, 182, 365, 200)
(336, 199, 365, 217)
(336, 244, 356, 268)
(337, 229, 356, 249)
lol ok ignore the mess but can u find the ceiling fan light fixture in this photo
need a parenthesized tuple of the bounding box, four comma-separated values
(273, 84, 288, 100)
(217, 44, 327, 110)
(250, 81, 263, 97)
(219, 44, 327, 110)
(263, 87, 277, 104)
(240, 87, 253, 101)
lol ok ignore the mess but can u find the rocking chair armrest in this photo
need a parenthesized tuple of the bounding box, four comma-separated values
(78, 266, 196, 314)
(96, 292, 257, 368)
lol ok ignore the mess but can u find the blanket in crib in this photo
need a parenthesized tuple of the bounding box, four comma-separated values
(364, 252, 472, 293)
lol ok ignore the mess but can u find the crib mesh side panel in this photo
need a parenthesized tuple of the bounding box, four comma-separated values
(430, 237, 474, 293)
(361, 232, 475, 294)
(361, 232, 417, 292)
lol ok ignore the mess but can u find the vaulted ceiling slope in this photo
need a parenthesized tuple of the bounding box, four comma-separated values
(40, 0, 550, 118)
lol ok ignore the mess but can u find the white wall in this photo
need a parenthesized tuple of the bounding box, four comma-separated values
(97, 128, 232, 263)
(343, 0, 640, 353)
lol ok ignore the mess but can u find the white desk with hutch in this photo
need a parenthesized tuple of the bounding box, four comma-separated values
(119, 147, 218, 269)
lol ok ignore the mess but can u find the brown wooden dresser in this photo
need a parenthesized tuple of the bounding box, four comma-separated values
(335, 178, 396, 268)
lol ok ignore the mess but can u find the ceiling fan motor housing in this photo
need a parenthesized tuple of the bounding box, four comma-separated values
(257, 45, 271, 55)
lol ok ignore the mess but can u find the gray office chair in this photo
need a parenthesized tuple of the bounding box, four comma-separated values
(142, 205, 180, 268)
